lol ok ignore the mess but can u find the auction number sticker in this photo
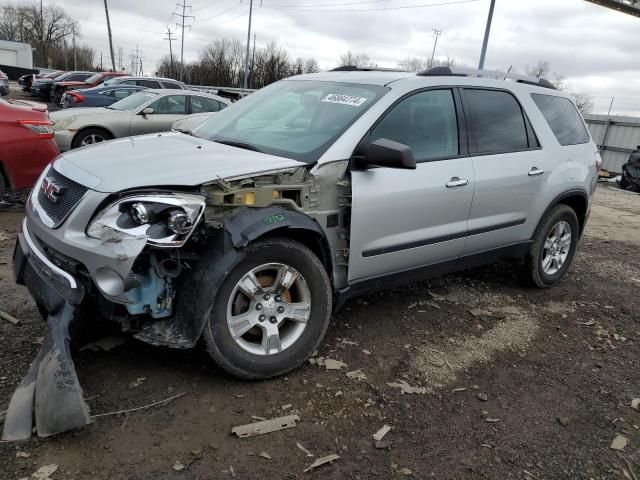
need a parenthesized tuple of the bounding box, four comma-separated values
(321, 94, 368, 107)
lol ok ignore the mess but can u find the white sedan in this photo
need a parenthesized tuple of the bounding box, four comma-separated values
(50, 89, 230, 151)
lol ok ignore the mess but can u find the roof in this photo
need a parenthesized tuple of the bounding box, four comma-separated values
(289, 66, 558, 92)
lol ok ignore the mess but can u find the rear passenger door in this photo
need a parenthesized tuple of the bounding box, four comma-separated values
(349, 88, 475, 282)
(462, 88, 549, 254)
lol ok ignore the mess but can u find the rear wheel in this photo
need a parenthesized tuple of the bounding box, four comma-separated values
(524, 204, 580, 288)
(0, 169, 6, 199)
(202, 237, 332, 379)
(72, 128, 113, 149)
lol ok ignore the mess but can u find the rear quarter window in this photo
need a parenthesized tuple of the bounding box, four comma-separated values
(531, 93, 589, 146)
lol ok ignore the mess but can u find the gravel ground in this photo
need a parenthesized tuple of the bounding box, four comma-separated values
(0, 185, 639, 480)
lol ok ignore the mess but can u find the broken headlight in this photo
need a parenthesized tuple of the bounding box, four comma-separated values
(87, 193, 205, 247)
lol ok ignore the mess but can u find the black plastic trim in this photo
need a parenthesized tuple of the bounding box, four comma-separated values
(362, 218, 526, 258)
(336, 241, 532, 311)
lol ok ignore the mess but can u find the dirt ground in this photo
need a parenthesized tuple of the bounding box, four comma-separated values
(0, 185, 639, 480)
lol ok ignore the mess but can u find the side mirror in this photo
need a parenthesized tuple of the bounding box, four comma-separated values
(141, 107, 154, 116)
(366, 138, 416, 169)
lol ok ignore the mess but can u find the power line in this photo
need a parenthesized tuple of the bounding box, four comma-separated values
(192, 0, 235, 13)
(261, 0, 480, 12)
(263, 0, 391, 7)
(199, 1, 244, 22)
(174, 1, 195, 81)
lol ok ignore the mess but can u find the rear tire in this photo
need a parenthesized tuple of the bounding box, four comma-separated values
(0, 169, 6, 199)
(72, 128, 113, 149)
(201, 237, 332, 380)
(524, 204, 580, 288)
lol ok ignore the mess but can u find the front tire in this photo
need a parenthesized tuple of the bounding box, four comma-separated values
(72, 128, 113, 149)
(525, 204, 580, 288)
(202, 237, 332, 380)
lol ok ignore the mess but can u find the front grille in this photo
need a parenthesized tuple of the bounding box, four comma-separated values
(36, 168, 88, 227)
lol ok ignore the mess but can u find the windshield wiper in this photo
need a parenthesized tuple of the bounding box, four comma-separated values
(175, 128, 196, 137)
(214, 139, 264, 153)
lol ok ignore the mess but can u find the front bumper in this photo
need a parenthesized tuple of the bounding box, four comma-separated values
(26, 184, 148, 303)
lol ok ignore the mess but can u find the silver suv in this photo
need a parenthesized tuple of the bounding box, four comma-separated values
(5, 67, 599, 440)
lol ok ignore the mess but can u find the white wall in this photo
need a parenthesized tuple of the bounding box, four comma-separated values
(0, 40, 33, 69)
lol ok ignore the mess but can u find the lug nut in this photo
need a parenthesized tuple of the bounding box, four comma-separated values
(259, 315, 266, 322)
(277, 306, 285, 314)
(275, 295, 281, 302)
(263, 294, 270, 300)
(256, 303, 263, 310)
(269, 316, 277, 324)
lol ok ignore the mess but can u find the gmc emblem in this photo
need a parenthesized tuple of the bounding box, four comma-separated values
(41, 177, 65, 203)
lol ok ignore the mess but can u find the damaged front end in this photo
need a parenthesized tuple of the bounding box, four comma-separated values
(3, 158, 348, 440)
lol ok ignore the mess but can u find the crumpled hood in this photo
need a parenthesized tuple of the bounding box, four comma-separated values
(53, 132, 305, 193)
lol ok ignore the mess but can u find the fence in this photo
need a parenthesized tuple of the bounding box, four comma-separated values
(584, 113, 640, 173)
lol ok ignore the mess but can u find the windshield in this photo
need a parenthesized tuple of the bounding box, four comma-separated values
(108, 91, 157, 111)
(194, 80, 388, 162)
(84, 73, 103, 84)
(51, 72, 71, 81)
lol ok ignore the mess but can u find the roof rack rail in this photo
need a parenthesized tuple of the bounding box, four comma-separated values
(417, 66, 557, 90)
(330, 65, 408, 73)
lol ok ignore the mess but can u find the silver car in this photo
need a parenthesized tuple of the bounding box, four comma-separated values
(50, 89, 230, 150)
(5, 66, 600, 440)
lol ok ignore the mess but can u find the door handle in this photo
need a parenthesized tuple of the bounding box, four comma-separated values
(528, 167, 545, 177)
(446, 177, 469, 188)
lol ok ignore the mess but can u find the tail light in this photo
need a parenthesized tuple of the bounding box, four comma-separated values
(18, 120, 55, 139)
(67, 92, 86, 103)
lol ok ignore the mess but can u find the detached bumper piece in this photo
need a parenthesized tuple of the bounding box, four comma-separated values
(2, 220, 91, 441)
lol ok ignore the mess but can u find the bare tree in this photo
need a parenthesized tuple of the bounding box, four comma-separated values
(0, 2, 85, 69)
(398, 56, 456, 71)
(156, 39, 321, 88)
(571, 93, 594, 114)
(339, 51, 376, 68)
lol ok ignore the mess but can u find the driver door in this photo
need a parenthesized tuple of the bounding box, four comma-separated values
(348, 88, 474, 282)
(129, 94, 188, 135)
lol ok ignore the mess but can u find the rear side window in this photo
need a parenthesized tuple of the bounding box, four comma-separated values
(191, 96, 224, 113)
(162, 81, 182, 89)
(67, 73, 92, 81)
(137, 80, 160, 88)
(531, 93, 589, 146)
(464, 89, 532, 154)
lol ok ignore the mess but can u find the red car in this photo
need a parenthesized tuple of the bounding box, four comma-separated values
(0, 98, 59, 196)
(52, 71, 128, 104)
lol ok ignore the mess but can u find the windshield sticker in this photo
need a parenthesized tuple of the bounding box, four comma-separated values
(321, 94, 368, 107)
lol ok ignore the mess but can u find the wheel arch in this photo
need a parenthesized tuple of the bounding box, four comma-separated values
(71, 125, 116, 147)
(223, 206, 333, 278)
(540, 189, 589, 237)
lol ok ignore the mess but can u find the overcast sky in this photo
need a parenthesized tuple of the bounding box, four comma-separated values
(28, 0, 640, 115)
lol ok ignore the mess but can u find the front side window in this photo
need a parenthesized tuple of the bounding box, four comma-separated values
(465, 89, 529, 154)
(191, 96, 223, 113)
(67, 73, 92, 82)
(148, 95, 188, 114)
(371, 89, 459, 161)
(531, 93, 589, 146)
(194, 80, 388, 163)
(112, 88, 138, 99)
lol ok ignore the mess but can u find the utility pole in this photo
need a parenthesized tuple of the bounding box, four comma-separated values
(118, 46, 123, 70)
(40, 0, 44, 66)
(72, 24, 77, 70)
(100, 51, 103, 71)
(243, 0, 254, 88)
(250, 33, 256, 88)
(164, 27, 177, 79)
(430, 28, 441, 67)
(478, 0, 495, 69)
(174, 1, 194, 82)
(103, 0, 117, 71)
